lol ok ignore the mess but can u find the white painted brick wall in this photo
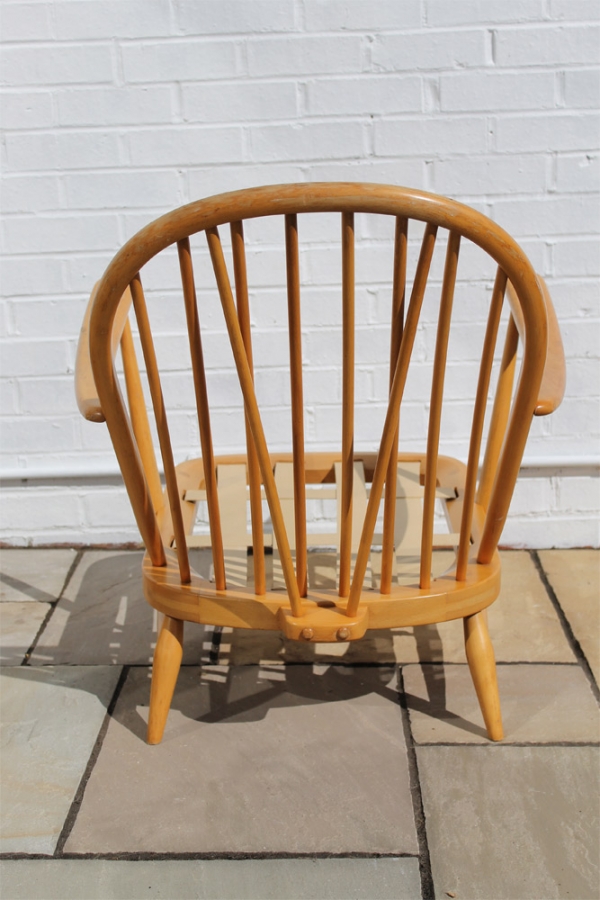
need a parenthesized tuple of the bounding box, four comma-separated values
(1, 0, 598, 548)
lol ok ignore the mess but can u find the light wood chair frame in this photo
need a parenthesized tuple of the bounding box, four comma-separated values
(76, 183, 565, 744)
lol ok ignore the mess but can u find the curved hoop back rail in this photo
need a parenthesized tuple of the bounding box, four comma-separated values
(76, 183, 565, 743)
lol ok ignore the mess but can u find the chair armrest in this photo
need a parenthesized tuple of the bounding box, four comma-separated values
(533, 275, 566, 416)
(506, 275, 566, 417)
(75, 283, 105, 422)
(75, 282, 133, 422)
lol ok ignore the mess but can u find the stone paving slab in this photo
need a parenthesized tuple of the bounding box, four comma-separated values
(404, 663, 600, 743)
(65, 664, 418, 855)
(0, 601, 50, 665)
(538, 548, 600, 685)
(222, 551, 575, 665)
(0, 858, 422, 900)
(0, 666, 122, 855)
(417, 745, 600, 899)
(30, 551, 210, 666)
(0, 548, 76, 602)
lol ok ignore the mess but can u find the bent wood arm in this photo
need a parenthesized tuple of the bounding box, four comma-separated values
(507, 276, 566, 417)
(75, 283, 134, 422)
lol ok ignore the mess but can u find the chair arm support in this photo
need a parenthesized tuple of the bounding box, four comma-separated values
(507, 276, 566, 417)
(75, 283, 105, 422)
(533, 275, 566, 416)
(75, 282, 133, 423)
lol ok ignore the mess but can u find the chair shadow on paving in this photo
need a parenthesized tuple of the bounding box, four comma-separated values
(25, 550, 211, 668)
(4, 650, 486, 748)
(105, 660, 486, 748)
(2, 547, 488, 742)
(0, 570, 59, 604)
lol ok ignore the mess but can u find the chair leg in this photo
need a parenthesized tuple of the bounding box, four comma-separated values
(463, 610, 504, 741)
(147, 615, 184, 745)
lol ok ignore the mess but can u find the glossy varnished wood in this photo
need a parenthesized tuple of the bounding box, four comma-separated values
(464, 611, 504, 741)
(178, 237, 226, 590)
(508, 276, 566, 417)
(456, 267, 507, 581)
(476, 314, 519, 512)
(339, 211, 355, 598)
(231, 220, 266, 595)
(285, 214, 308, 597)
(347, 223, 438, 617)
(205, 226, 303, 618)
(420, 231, 460, 590)
(120, 319, 164, 516)
(147, 615, 184, 745)
(78, 182, 566, 744)
(381, 216, 408, 594)
(130, 274, 190, 584)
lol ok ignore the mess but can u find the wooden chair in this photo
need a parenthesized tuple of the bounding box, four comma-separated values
(75, 183, 565, 744)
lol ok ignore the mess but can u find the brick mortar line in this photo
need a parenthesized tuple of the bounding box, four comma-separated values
(3, 155, 597, 176)
(5, 105, 599, 130)
(3, 114, 599, 140)
(54, 665, 131, 857)
(2, 21, 598, 47)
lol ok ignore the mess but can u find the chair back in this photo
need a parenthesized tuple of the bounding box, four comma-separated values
(82, 183, 550, 617)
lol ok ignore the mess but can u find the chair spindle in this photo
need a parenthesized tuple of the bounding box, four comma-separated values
(347, 223, 438, 615)
(120, 319, 164, 516)
(339, 211, 355, 597)
(230, 221, 266, 595)
(476, 314, 519, 512)
(130, 273, 191, 584)
(381, 216, 408, 593)
(420, 231, 461, 590)
(456, 267, 507, 580)
(285, 214, 308, 597)
(205, 226, 303, 618)
(177, 238, 226, 591)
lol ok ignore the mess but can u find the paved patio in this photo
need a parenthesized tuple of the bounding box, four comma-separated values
(0, 547, 598, 899)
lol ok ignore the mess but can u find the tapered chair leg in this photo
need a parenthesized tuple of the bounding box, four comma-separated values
(147, 615, 184, 745)
(463, 610, 504, 741)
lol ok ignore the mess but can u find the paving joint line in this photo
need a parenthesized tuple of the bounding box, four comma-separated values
(0, 850, 422, 862)
(53, 665, 131, 857)
(397, 666, 435, 900)
(6, 549, 596, 875)
(530, 549, 600, 703)
(21, 548, 84, 666)
(18, 659, 588, 669)
(0, 542, 144, 551)
(415, 740, 600, 747)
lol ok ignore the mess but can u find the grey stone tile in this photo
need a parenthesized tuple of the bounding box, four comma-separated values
(404, 663, 600, 743)
(483, 551, 577, 663)
(0, 858, 422, 900)
(418, 745, 600, 900)
(0, 601, 50, 665)
(538, 548, 600, 684)
(0, 666, 122, 854)
(66, 664, 417, 855)
(222, 551, 575, 666)
(30, 550, 210, 666)
(0, 548, 76, 602)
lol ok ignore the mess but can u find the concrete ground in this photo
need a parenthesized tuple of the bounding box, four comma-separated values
(0, 547, 598, 900)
